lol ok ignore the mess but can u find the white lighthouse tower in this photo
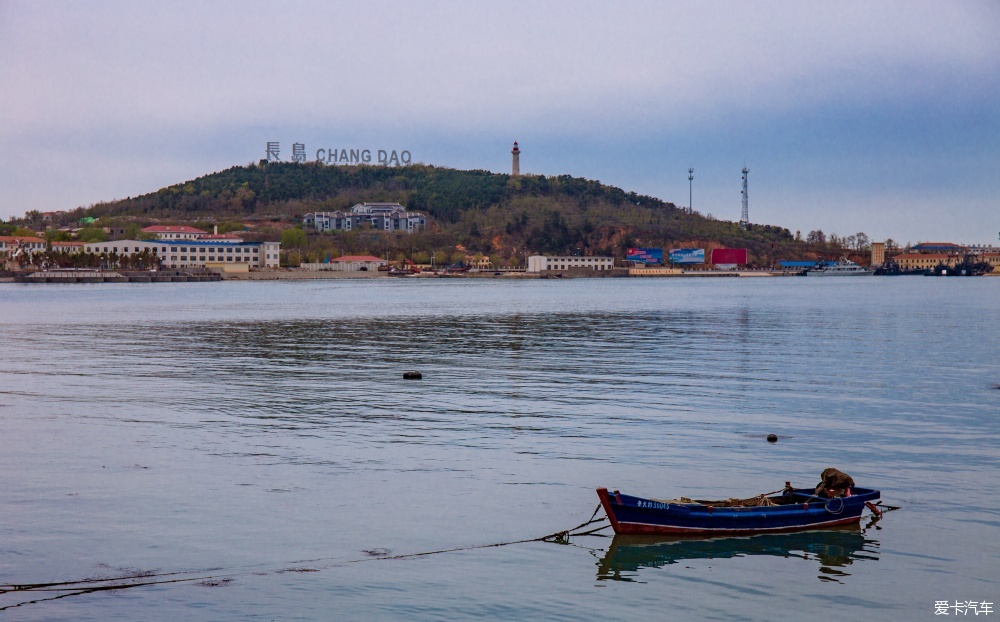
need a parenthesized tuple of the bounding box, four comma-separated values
(511, 141, 520, 177)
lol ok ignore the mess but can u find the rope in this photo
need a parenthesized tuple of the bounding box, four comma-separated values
(757, 487, 788, 498)
(0, 505, 610, 610)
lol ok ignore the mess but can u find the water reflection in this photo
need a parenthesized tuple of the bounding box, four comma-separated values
(596, 526, 879, 583)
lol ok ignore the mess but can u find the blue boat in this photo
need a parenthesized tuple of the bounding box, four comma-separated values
(597, 486, 881, 536)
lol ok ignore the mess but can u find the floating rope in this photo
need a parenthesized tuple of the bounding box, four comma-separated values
(0, 506, 609, 611)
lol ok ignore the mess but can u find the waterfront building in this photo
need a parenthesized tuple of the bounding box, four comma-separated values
(911, 242, 965, 254)
(140, 225, 207, 240)
(326, 255, 387, 271)
(51, 241, 84, 254)
(84, 239, 280, 269)
(0, 235, 46, 255)
(967, 245, 1000, 255)
(871, 242, 885, 266)
(527, 255, 614, 273)
(197, 233, 244, 243)
(303, 203, 426, 234)
(464, 254, 492, 270)
(893, 253, 954, 271)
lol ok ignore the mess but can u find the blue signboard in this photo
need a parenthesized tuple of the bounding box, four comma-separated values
(627, 248, 663, 265)
(669, 248, 705, 264)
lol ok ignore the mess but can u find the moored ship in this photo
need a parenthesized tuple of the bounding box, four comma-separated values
(805, 259, 875, 276)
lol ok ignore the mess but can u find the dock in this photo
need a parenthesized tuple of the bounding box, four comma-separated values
(12, 270, 222, 283)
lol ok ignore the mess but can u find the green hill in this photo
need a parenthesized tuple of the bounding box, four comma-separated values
(70, 162, 823, 266)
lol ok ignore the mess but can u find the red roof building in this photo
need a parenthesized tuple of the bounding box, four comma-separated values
(0, 235, 46, 253)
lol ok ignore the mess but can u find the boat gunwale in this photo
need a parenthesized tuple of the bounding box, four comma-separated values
(597, 487, 881, 536)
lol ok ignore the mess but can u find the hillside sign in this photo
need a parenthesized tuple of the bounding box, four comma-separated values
(265, 142, 412, 166)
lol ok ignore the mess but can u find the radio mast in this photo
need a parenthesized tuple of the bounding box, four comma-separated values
(740, 167, 749, 230)
(688, 168, 694, 215)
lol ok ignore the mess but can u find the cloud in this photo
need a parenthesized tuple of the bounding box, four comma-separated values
(1, 1, 997, 242)
(4, 1, 996, 132)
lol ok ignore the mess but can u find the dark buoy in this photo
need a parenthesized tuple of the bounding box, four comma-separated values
(766, 434, 778, 443)
(403, 371, 422, 380)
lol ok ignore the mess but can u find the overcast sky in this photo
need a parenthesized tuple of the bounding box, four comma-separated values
(2, 1, 998, 244)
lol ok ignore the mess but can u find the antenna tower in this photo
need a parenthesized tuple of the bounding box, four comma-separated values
(688, 168, 694, 215)
(740, 167, 749, 230)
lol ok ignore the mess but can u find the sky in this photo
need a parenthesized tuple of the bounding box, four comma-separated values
(1, 1, 998, 245)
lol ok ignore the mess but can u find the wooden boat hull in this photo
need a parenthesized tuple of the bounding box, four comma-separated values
(597, 487, 880, 536)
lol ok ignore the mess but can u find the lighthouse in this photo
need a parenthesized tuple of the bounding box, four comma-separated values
(511, 141, 520, 177)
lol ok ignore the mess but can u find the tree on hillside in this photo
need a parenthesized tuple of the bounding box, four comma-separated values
(79, 227, 108, 243)
(217, 221, 247, 234)
(44, 229, 72, 242)
(281, 228, 307, 249)
(806, 230, 826, 244)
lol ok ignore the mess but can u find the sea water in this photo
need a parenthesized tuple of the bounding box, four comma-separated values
(1, 277, 997, 620)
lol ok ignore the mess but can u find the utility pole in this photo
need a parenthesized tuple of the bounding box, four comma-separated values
(740, 167, 749, 230)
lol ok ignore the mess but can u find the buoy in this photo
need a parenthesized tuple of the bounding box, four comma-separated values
(402, 371, 422, 380)
(766, 434, 778, 443)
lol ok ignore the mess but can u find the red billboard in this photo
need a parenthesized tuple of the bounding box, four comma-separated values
(710, 248, 748, 265)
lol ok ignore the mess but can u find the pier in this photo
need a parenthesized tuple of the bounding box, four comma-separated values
(11, 270, 222, 284)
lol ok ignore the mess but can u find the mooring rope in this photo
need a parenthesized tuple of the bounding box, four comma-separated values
(0, 505, 609, 609)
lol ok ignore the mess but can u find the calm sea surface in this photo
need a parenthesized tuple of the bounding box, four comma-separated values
(1, 277, 997, 620)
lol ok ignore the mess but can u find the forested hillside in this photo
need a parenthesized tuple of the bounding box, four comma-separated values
(17, 162, 861, 267)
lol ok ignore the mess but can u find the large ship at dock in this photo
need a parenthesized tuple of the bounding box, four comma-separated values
(805, 259, 875, 276)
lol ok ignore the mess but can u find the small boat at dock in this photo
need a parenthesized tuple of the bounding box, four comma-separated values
(597, 477, 880, 536)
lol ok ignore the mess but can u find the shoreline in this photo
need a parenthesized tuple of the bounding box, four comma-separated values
(3, 269, 997, 284)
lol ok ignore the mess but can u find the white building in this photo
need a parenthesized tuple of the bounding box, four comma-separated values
(198, 233, 244, 243)
(84, 239, 280, 269)
(303, 202, 426, 234)
(527, 255, 614, 273)
(325, 255, 387, 271)
(305, 211, 353, 232)
(51, 241, 85, 254)
(140, 225, 208, 240)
